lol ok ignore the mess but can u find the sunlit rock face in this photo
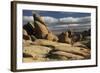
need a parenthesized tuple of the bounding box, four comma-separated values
(23, 13, 91, 62)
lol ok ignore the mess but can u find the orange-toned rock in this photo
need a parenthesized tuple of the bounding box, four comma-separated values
(34, 21, 49, 38)
(45, 32, 58, 41)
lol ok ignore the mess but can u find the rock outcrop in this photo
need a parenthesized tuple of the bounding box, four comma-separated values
(32, 39, 90, 57)
(23, 39, 90, 62)
(45, 32, 58, 41)
(23, 13, 58, 42)
(23, 13, 91, 62)
(51, 51, 85, 60)
(23, 45, 51, 62)
(34, 21, 49, 39)
(23, 29, 31, 40)
(58, 31, 72, 44)
(33, 13, 47, 26)
(23, 22, 35, 36)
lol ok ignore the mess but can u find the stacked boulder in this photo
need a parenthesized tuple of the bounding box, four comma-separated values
(33, 14, 49, 39)
(22, 13, 91, 62)
(23, 13, 58, 42)
(58, 30, 73, 44)
(23, 14, 59, 62)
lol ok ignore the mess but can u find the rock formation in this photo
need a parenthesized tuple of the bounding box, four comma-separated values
(23, 45, 51, 62)
(23, 22, 35, 36)
(23, 13, 91, 62)
(45, 31, 58, 41)
(33, 13, 47, 26)
(23, 39, 90, 62)
(58, 31, 72, 44)
(34, 21, 49, 39)
(23, 29, 31, 40)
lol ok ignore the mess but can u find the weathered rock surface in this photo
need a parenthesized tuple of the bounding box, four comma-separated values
(23, 45, 51, 55)
(23, 22, 35, 36)
(23, 45, 52, 61)
(23, 13, 91, 62)
(32, 39, 71, 47)
(45, 32, 58, 41)
(32, 39, 90, 57)
(23, 39, 90, 62)
(23, 13, 59, 42)
(51, 51, 85, 60)
(54, 46, 90, 57)
(34, 21, 48, 38)
(58, 32, 72, 44)
(33, 14, 47, 26)
(23, 40, 33, 47)
(23, 29, 31, 40)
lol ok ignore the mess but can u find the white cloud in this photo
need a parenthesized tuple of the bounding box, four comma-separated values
(42, 16, 91, 25)
(23, 15, 91, 27)
(43, 16, 58, 24)
(23, 16, 58, 24)
(59, 16, 91, 24)
(59, 17, 77, 23)
(78, 16, 91, 23)
(23, 16, 33, 24)
(23, 15, 91, 33)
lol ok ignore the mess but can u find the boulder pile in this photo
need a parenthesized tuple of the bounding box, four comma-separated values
(23, 13, 91, 62)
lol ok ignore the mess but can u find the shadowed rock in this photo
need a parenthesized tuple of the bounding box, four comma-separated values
(58, 31, 72, 44)
(23, 22, 35, 36)
(33, 13, 59, 41)
(23, 29, 31, 40)
(71, 33, 83, 45)
(33, 14, 47, 25)
(81, 29, 91, 40)
(34, 21, 49, 38)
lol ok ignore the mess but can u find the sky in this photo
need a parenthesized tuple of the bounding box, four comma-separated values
(23, 10, 91, 34)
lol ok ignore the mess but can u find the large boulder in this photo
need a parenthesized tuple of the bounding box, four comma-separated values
(58, 32, 72, 44)
(51, 51, 85, 60)
(23, 29, 31, 40)
(33, 14, 46, 26)
(23, 40, 33, 47)
(32, 39, 90, 58)
(33, 13, 59, 41)
(23, 22, 35, 36)
(33, 13, 49, 39)
(23, 45, 51, 55)
(45, 32, 58, 41)
(23, 45, 52, 60)
(32, 39, 71, 47)
(34, 21, 49, 38)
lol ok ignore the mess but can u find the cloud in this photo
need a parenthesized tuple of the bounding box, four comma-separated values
(23, 16, 33, 24)
(78, 16, 91, 23)
(23, 16, 58, 25)
(48, 23, 90, 34)
(59, 16, 91, 24)
(32, 11, 40, 14)
(23, 15, 91, 33)
(23, 15, 91, 28)
(42, 16, 91, 25)
(43, 16, 58, 24)
(49, 23, 90, 29)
